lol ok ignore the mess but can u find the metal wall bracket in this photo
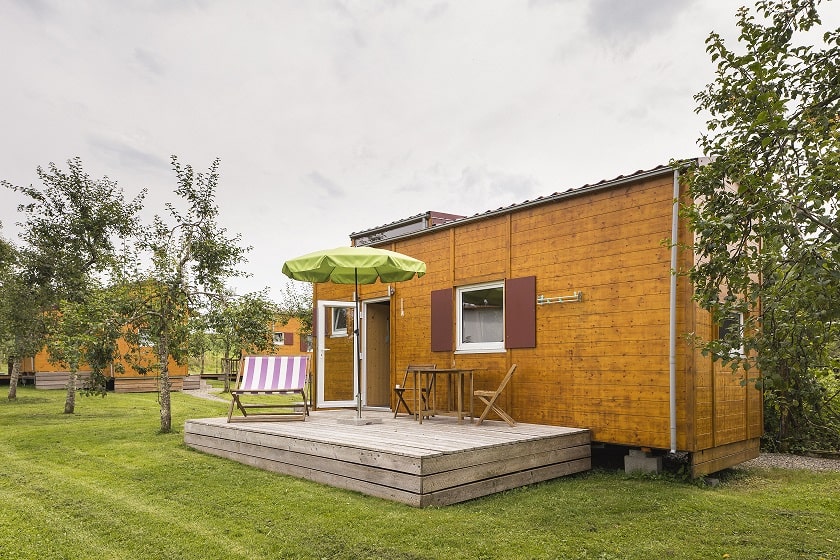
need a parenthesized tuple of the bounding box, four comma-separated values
(537, 292, 582, 305)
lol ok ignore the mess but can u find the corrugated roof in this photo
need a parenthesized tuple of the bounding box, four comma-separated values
(350, 212, 429, 237)
(351, 161, 689, 245)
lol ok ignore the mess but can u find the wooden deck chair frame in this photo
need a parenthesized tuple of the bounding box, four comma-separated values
(393, 364, 436, 418)
(474, 364, 517, 426)
(227, 355, 310, 422)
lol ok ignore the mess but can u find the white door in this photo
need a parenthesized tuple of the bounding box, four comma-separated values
(316, 300, 358, 408)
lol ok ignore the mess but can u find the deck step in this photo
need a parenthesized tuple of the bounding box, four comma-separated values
(184, 411, 590, 507)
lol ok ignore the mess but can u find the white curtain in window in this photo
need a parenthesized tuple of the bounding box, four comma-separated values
(462, 307, 503, 343)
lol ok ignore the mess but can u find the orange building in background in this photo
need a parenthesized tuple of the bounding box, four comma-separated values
(269, 317, 312, 356)
(26, 340, 189, 393)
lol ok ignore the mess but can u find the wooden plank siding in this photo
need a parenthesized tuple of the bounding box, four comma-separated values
(114, 376, 185, 393)
(185, 412, 591, 507)
(28, 337, 188, 392)
(314, 167, 762, 472)
(35, 371, 92, 390)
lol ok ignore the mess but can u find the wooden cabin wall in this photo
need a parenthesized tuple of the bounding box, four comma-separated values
(31, 340, 187, 378)
(508, 176, 684, 449)
(267, 317, 311, 356)
(315, 172, 762, 456)
(29, 338, 187, 393)
(690, 303, 762, 473)
(112, 338, 188, 378)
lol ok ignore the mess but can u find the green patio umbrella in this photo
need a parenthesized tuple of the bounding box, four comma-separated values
(282, 246, 426, 418)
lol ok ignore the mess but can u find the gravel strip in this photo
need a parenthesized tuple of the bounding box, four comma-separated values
(183, 387, 229, 403)
(737, 452, 840, 472)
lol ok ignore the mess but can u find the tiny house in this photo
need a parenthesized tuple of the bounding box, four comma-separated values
(269, 317, 312, 356)
(27, 339, 189, 393)
(311, 162, 761, 476)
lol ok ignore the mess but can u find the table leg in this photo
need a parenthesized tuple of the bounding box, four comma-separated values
(456, 373, 463, 423)
(428, 372, 437, 419)
(469, 371, 474, 422)
(415, 370, 421, 424)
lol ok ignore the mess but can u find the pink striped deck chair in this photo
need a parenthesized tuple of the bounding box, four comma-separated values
(227, 355, 310, 422)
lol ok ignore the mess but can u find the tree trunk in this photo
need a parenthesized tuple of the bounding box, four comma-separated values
(64, 368, 78, 414)
(158, 338, 172, 434)
(7, 357, 21, 400)
(778, 406, 791, 452)
(199, 351, 205, 375)
(223, 348, 231, 394)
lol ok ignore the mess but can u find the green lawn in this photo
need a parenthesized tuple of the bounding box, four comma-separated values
(1, 386, 838, 560)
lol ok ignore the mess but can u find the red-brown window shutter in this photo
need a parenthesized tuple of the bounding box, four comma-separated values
(431, 288, 453, 352)
(284, 332, 294, 346)
(505, 276, 536, 349)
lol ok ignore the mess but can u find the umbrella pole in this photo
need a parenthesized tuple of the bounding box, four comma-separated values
(355, 270, 362, 418)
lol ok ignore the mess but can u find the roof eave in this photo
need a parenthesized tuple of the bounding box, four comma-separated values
(365, 162, 692, 248)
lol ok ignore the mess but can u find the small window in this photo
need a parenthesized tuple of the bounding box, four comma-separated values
(718, 312, 744, 356)
(332, 308, 348, 337)
(273, 332, 294, 346)
(456, 282, 504, 353)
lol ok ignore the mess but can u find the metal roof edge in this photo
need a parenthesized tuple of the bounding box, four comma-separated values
(363, 160, 697, 247)
(350, 211, 430, 238)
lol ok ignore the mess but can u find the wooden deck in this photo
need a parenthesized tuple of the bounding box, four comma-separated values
(184, 411, 591, 507)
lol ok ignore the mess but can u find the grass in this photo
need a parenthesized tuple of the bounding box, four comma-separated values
(1, 387, 838, 560)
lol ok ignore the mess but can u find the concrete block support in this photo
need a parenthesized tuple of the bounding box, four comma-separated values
(624, 449, 663, 474)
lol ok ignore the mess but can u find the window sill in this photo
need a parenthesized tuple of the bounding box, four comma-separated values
(454, 348, 506, 355)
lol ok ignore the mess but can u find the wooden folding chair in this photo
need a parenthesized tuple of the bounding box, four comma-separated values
(393, 364, 435, 418)
(227, 355, 310, 422)
(474, 364, 517, 426)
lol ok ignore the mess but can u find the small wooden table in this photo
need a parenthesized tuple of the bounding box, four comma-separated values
(412, 368, 474, 424)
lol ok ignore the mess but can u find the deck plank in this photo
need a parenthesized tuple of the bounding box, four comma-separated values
(184, 410, 590, 507)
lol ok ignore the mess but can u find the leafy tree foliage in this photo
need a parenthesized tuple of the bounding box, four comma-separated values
(0, 229, 14, 269)
(205, 288, 277, 392)
(0, 234, 48, 400)
(276, 282, 313, 340)
(2, 159, 143, 407)
(7, 158, 144, 302)
(187, 314, 214, 376)
(684, 0, 840, 450)
(44, 282, 128, 412)
(127, 156, 248, 433)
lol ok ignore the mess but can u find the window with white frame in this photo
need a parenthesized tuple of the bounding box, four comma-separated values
(456, 282, 504, 352)
(273, 332, 293, 346)
(331, 307, 348, 337)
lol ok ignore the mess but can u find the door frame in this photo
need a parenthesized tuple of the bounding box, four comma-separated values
(316, 299, 357, 408)
(362, 297, 392, 410)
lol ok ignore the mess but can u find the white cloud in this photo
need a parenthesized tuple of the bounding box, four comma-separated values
(4, 0, 831, 301)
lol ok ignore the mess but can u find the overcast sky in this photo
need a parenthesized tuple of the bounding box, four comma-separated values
(3, 0, 829, 301)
